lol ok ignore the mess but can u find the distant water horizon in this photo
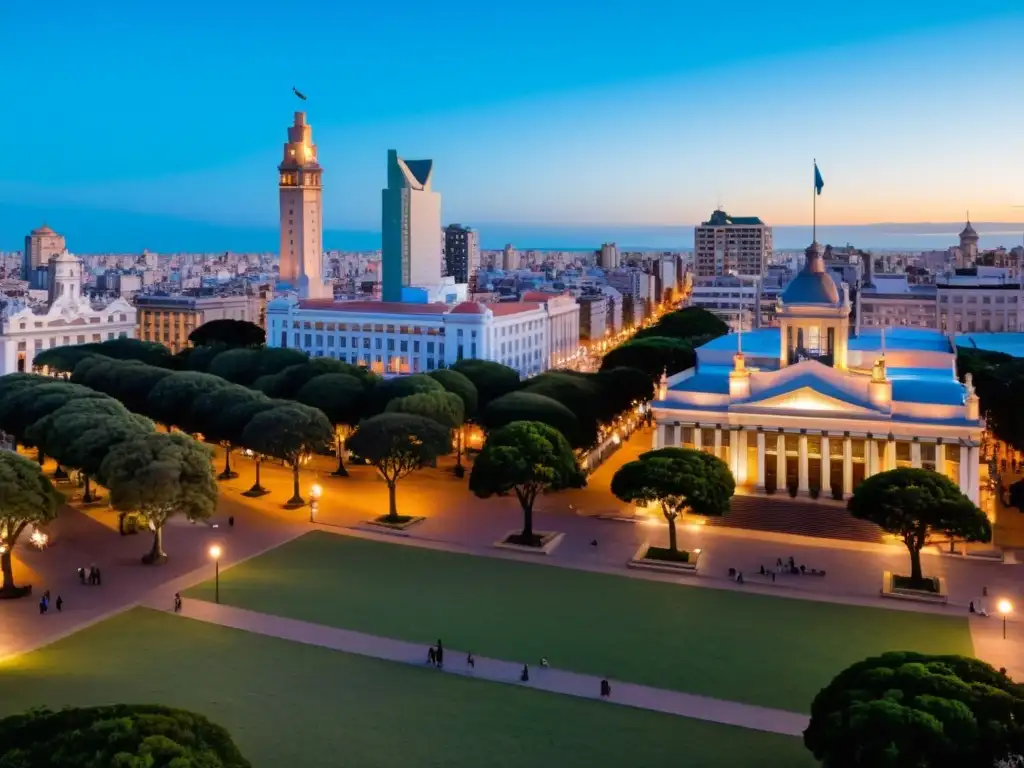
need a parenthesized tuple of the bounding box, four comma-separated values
(2, 203, 1022, 255)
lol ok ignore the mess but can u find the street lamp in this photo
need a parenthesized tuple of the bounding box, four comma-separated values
(209, 544, 222, 604)
(309, 483, 322, 523)
(999, 599, 1012, 639)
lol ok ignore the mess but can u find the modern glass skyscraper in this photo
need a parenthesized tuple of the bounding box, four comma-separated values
(381, 150, 442, 302)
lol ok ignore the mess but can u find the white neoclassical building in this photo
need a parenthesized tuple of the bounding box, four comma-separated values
(651, 243, 983, 503)
(0, 250, 137, 374)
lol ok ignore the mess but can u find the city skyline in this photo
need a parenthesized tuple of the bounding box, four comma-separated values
(1, 1, 1022, 250)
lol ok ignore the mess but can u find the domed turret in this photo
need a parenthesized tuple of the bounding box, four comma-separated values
(780, 242, 840, 306)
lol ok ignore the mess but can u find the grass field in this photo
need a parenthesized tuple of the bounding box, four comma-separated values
(184, 532, 974, 713)
(0, 608, 815, 768)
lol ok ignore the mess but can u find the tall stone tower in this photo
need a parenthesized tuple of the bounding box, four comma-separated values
(279, 112, 330, 299)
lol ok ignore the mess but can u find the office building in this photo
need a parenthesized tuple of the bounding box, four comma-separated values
(382, 150, 442, 302)
(857, 275, 937, 329)
(502, 244, 518, 271)
(23, 224, 66, 290)
(444, 224, 480, 284)
(599, 243, 620, 270)
(278, 112, 330, 299)
(136, 293, 259, 353)
(694, 210, 773, 278)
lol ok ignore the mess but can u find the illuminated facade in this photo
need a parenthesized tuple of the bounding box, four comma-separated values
(279, 112, 330, 300)
(651, 242, 983, 503)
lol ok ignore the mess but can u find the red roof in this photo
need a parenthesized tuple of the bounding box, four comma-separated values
(296, 300, 450, 315)
(520, 291, 561, 302)
(449, 301, 487, 314)
(486, 302, 540, 316)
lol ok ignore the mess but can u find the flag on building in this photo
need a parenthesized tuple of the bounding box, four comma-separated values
(814, 162, 824, 196)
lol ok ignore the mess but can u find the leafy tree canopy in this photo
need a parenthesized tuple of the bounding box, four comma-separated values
(146, 371, 231, 431)
(613, 447, 734, 518)
(600, 336, 699, 382)
(240, 404, 334, 464)
(0, 704, 252, 767)
(252, 347, 309, 379)
(0, 452, 62, 595)
(519, 371, 603, 448)
(848, 467, 991, 582)
(295, 374, 367, 428)
(177, 343, 226, 372)
(633, 306, 728, 342)
(480, 391, 582, 448)
(426, 368, 479, 420)
(957, 347, 1024, 451)
(189, 318, 266, 349)
(804, 651, 1024, 768)
(450, 359, 520, 409)
(368, 373, 445, 414)
(192, 386, 266, 445)
(32, 345, 97, 374)
(206, 348, 264, 385)
(386, 390, 465, 430)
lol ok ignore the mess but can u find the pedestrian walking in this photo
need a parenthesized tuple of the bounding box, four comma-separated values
(43, 589, 50, 603)
(435, 639, 444, 668)
(600, 679, 611, 698)
(466, 652, 475, 669)
(55, 596, 63, 612)
(173, 593, 182, 613)
(38, 597, 46, 615)
(426, 646, 436, 666)
(520, 664, 530, 682)
(228, 516, 235, 528)
(77, 567, 85, 585)
(95, 567, 102, 586)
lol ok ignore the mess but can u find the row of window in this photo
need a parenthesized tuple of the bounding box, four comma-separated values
(939, 294, 1020, 304)
(18, 331, 128, 351)
(17, 313, 128, 331)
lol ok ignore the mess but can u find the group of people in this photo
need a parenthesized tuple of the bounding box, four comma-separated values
(38, 590, 62, 614)
(77, 564, 102, 586)
(425, 641, 612, 699)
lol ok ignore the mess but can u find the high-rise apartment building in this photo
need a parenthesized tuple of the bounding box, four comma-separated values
(443, 224, 479, 284)
(278, 112, 329, 299)
(502, 244, 518, 271)
(382, 150, 442, 302)
(24, 224, 66, 290)
(694, 209, 773, 278)
(599, 242, 620, 270)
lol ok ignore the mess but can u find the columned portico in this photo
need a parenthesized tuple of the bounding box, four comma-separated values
(821, 435, 831, 495)
(755, 431, 766, 490)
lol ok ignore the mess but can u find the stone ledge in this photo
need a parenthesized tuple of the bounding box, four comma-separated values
(627, 542, 701, 575)
(493, 530, 564, 556)
(880, 570, 948, 604)
(365, 515, 425, 532)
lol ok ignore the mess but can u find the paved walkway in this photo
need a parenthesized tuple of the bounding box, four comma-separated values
(161, 597, 809, 738)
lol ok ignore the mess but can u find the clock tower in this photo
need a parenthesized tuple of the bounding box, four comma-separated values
(279, 111, 330, 299)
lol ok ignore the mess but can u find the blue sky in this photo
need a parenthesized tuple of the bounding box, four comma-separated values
(1, 0, 1022, 250)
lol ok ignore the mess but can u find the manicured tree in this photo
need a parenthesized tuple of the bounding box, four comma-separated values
(0, 374, 49, 445)
(224, 397, 278, 496)
(600, 336, 698, 382)
(519, 371, 603, 448)
(178, 343, 225, 372)
(241, 404, 334, 506)
(469, 420, 586, 544)
(101, 431, 217, 564)
(450, 359, 520, 409)
(633, 306, 728, 342)
(804, 651, 1024, 768)
(0, 381, 100, 461)
(427, 368, 479, 420)
(0, 704, 252, 767)
(480, 391, 582, 448)
(206, 347, 264, 385)
(294, 373, 367, 476)
(32, 346, 96, 375)
(251, 358, 355, 399)
(251, 347, 309, 379)
(848, 467, 991, 584)
(594, 366, 655, 422)
(346, 413, 451, 521)
(0, 452, 62, 598)
(93, 337, 177, 368)
(189, 318, 266, 349)
(368, 372, 445, 415)
(191, 386, 265, 478)
(386, 391, 464, 469)
(611, 447, 734, 555)
(146, 371, 231, 433)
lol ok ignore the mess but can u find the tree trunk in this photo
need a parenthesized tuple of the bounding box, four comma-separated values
(908, 541, 924, 583)
(144, 525, 166, 564)
(332, 434, 348, 477)
(255, 460, 261, 488)
(521, 499, 534, 541)
(36, 448, 44, 465)
(667, 514, 678, 553)
(455, 428, 464, 471)
(387, 481, 398, 521)
(287, 463, 303, 505)
(222, 446, 233, 477)
(0, 548, 17, 592)
(82, 474, 95, 504)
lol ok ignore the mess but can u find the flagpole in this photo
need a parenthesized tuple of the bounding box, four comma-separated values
(812, 158, 817, 244)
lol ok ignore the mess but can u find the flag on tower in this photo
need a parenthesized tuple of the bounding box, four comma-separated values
(814, 162, 824, 196)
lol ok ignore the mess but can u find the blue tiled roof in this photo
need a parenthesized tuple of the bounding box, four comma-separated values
(671, 371, 730, 394)
(848, 328, 952, 353)
(891, 377, 965, 406)
(956, 333, 1024, 358)
(699, 329, 781, 356)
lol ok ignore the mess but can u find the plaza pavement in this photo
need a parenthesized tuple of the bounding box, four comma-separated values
(4, 432, 1024, 683)
(160, 596, 809, 738)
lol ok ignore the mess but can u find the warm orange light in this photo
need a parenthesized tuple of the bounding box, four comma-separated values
(209, 545, 222, 560)
(310, 483, 322, 500)
(999, 599, 1013, 616)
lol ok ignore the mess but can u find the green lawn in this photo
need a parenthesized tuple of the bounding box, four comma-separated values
(186, 532, 973, 713)
(0, 608, 814, 768)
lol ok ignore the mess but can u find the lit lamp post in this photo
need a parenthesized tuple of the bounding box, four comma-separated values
(999, 599, 1013, 639)
(209, 544, 222, 604)
(309, 483, 322, 523)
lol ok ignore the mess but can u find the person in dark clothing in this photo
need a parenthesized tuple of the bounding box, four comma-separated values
(435, 639, 444, 668)
(55, 596, 63, 612)
(520, 664, 529, 682)
(95, 567, 102, 586)
(427, 646, 436, 665)
(77, 567, 85, 585)
(38, 597, 46, 615)
(174, 593, 182, 613)
(600, 679, 611, 698)
(228, 516, 235, 528)
(466, 652, 475, 669)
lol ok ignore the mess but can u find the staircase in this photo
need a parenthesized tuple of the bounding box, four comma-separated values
(707, 494, 886, 544)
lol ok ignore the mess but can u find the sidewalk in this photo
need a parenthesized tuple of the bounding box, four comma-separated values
(163, 597, 809, 738)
